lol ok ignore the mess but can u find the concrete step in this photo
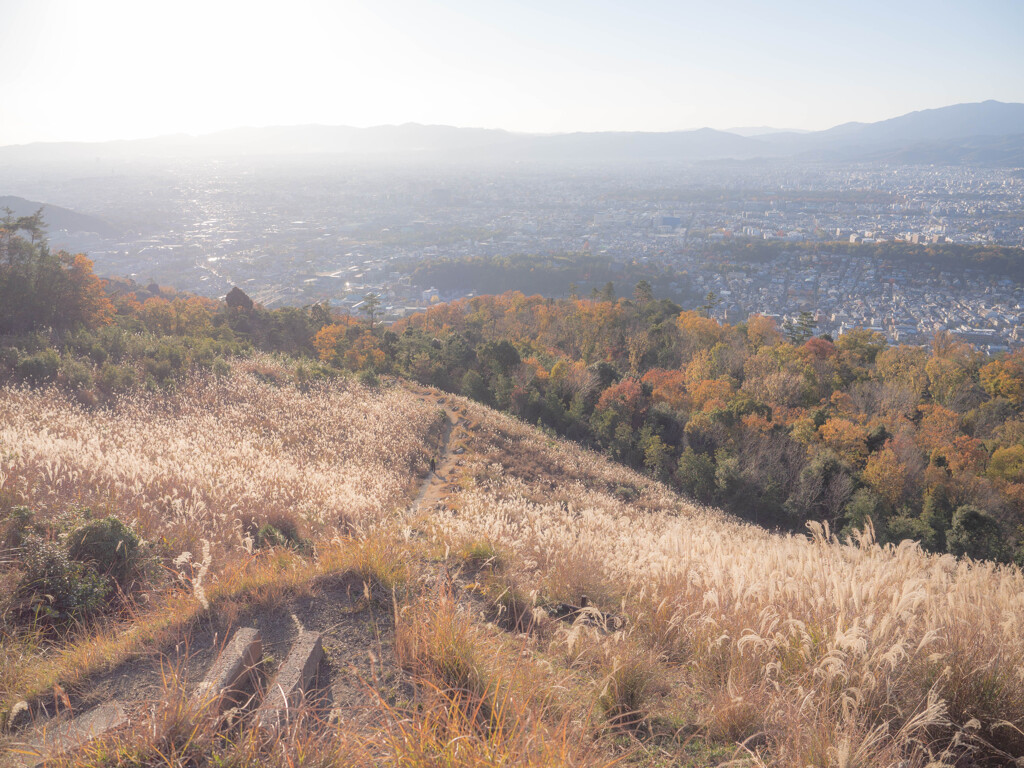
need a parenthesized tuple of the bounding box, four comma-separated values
(253, 631, 324, 731)
(192, 627, 263, 715)
(13, 701, 127, 768)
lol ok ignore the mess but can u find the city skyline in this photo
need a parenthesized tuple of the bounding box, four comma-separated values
(1, 0, 1022, 146)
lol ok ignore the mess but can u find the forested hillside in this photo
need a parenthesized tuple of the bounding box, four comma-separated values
(4, 214, 1024, 564)
(384, 293, 1024, 564)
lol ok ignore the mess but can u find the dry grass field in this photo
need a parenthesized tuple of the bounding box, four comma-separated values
(0, 357, 440, 564)
(1, 366, 1022, 767)
(436, 395, 1024, 766)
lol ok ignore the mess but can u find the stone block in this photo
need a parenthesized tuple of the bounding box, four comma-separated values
(253, 632, 323, 731)
(15, 701, 127, 768)
(192, 628, 262, 714)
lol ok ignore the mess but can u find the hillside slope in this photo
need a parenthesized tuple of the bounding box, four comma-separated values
(1, 364, 1023, 767)
(0, 196, 118, 238)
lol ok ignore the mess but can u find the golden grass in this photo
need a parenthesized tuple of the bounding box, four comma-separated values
(55, 681, 620, 768)
(431, 394, 1024, 764)
(1, 360, 441, 722)
(39, 582, 618, 768)
(5, 374, 1024, 765)
(0, 357, 439, 567)
(393, 588, 625, 768)
(0, 591, 197, 715)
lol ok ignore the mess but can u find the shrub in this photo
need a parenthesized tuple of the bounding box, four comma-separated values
(885, 513, 939, 551)
(294, 361, 335, 390)
(0, 345, 19, 372)
(1, 505, 35, 548)
(212, 357, 231, 379)
(841, 487, 886, 540)
(15, 538, 111, 624)
(677, 447, 716, 503)
(613, 484, 638, 502)
(66, 516, 141, 582)
(357, 368, 380, 388)
(460, 539, 502, 569)
(0, 507, 34, 548)
(58, 355, 94, 392)
(16, 348, 60, 385)
(488, 580, 539, 633)
(460, 369, 490, 403)
(250, 364, 285, 386)
(921, 485, 954, 550)
(97, 362, 136, 396)
(255, 521, 305, 551)
(946, 505, 1008, 561)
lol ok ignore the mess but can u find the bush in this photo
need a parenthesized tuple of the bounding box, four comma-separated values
(211, 357, 231, 379)
(58, 355, 94, 392)
(1, 505, 35, 548)
(66, 516, 141, 582)
(0, 346, 19, 372)
(357, 368, 380, 388)
(16, 348, 60, 385)
(254, 516, 308, 552)
(677, 448, 716, 503)
(946, 505, 1008, 561)
(613, 484, 638, 502)
(921, 486, 954, 550)
(97, 362, 136, 396)
(488, 580, 538, 633)
(885, 513, 939, 550)
(460, 540, 502, 569)
(15, 538, 111, 624)
(841, 487, 886, 540)
(460, 369, 490, 403)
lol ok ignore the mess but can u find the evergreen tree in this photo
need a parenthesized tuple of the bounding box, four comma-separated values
(784, 311, 817, 344)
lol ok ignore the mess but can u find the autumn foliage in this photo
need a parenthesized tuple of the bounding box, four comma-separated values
(388, 290, 1024, 563)
(0, 246, 114, 334)
(5, 211, 1024, 565)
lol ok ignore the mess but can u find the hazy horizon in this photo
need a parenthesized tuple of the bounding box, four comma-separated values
(4, 102, 1019, 149)
(0, 101, 1010, 149)
(1, 0, 1022, 147)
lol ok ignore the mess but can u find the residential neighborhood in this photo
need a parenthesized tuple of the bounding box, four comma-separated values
(19, 158, 1024, 348)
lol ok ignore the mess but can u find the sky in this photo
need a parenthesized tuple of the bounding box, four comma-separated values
(0, 0, 1022, 146)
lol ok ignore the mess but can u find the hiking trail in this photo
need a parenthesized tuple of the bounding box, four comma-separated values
(406, 386, 472, 517)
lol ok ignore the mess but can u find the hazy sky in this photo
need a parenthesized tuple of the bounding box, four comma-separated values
(1, 0, 1021, 145)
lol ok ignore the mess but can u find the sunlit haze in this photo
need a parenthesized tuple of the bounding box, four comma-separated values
(1, 0, 1022, 146)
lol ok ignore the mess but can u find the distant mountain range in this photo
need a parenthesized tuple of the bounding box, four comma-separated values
(1, 101, 1023, 166)
(725, 126, 812, 137)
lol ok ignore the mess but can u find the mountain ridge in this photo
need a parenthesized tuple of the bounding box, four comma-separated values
(0, 100, 1022, 165)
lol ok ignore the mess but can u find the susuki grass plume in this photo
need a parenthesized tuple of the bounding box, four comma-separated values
(0, 358, 438, 573)
(434, 394, 1024, 764)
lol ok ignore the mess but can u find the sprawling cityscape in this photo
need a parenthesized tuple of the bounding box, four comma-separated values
(12, 158, 1022, 350)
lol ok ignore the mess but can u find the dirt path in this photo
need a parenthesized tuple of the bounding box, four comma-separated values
(406, 387, 469, 516)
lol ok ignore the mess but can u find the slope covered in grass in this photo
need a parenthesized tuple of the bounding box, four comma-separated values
(0, 357, 441, 563)
(428, 394, 1024, 765)
(0, 368, 1022, 767)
